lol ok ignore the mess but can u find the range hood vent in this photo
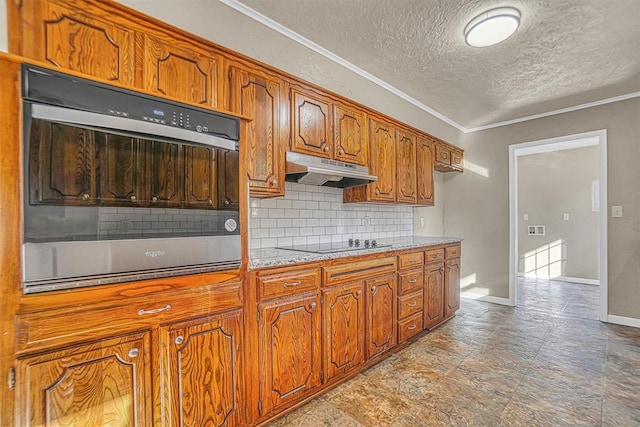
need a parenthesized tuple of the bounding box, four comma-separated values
(285, 152, 377, 188)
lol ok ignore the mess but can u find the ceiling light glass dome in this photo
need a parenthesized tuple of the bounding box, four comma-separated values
(464, 7, 521, 47)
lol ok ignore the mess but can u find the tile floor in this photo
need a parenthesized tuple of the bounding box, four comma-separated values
(266, 278, 640, 426)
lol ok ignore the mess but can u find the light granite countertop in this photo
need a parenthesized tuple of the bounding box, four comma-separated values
(248, 236, 462, 269)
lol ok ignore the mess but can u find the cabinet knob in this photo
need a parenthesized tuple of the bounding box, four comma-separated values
(356, 290, 362, 295)
(130, 195, 137, 202)
(375, 188, 380, 195)
(271, 179, 278, 186)
(174, 335, 184, 345)
(371, 285, 377, 292)
(310, 302, 317, 309)
(82, 193, 90, 201)
(152, 196, 158, 202)
(224, 199, 231, 205)
(208, 198, 213, 206)
(323, 144, 329, 153)
(128, 348, 139, 358)
(338, 148, 345, 155)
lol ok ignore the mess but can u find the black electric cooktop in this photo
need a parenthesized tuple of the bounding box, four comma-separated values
(276, 239, 391, 254)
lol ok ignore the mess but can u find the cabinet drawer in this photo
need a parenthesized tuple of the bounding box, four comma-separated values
(398, 252, 424, 271)
(16, 281, 243, 354)
(398, 290, 424, 319)
(398, 269, 423, 295)
(425, 248, 445, 263)
(323, 257, 396, 286)
(445, 245, 461, 259)
(398, 312, 423, 343)
(258, 268, 320, 301)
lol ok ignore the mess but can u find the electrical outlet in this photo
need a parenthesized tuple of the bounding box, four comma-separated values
(420, 217, 425, 227)
(363, 215, 371, 226)
(563, 213, 570, 221)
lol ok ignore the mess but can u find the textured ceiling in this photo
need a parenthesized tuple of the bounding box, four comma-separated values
(235, 0, 640, 129)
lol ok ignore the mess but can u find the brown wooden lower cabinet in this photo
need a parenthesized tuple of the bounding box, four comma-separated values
(15, 331, 152, 427)
(323, 281, 365, 380)
(160, 310, 244, 427)
(365, 273, 397, 360)
(258, 292, 322, 416)
(424, 261, 445, 329)
(444, 257, 461, 319)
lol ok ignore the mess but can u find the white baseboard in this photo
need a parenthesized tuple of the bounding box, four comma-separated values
(517, 273, 599, 286)
(461, 292, 513, 306)
(607, 315, 640, 328)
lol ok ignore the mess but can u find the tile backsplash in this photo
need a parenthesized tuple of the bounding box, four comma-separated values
(249, 182, 413, 249)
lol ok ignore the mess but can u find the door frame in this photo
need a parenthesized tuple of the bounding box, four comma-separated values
(508, 130, 607, 321)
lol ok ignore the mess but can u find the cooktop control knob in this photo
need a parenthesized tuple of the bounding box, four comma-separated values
(364, 240, 370, 247)
(371, 240, 377, 247)
(348, 238, 354, 246)
(354, 239, 360, 247)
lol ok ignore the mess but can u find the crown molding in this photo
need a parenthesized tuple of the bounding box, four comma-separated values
(219, 0, 640, 134)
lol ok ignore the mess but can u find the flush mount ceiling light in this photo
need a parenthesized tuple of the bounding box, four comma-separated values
(464, 7, 521, 47)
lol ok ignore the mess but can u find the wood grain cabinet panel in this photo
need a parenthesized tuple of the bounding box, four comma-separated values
(184, 145, 217, 208)
(368, 118, 396, 202)
(424, 261, 445, 330)
(333, 102, 368, 166)
(258, 293, 322, 415)
(160, 310, 243, 427)
(142, 33, 220, 107)
(16, 332, 151, 427)
(291, 88, 332, 158)
(416, 136, 435, 206)
(227, 64, 286, 197)
(96, 133, 143, 205)
(444, 258, 461, 319)
(14, 0, 135, 85)
(217, 148, 240, 210)
(396, 130, 417, 204)
(29, 120, 97, 205)
(323, 281, 365, 380)
(146, 139, 183, 207)
(365, 273, 397, 359)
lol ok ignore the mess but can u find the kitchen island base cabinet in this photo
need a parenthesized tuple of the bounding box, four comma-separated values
(15, 332, 152, 427)
(323, 282, 365, 380)
(258, 293, 322, 416)
(365, 273, 397, 360)
(160, 310, 243, 427)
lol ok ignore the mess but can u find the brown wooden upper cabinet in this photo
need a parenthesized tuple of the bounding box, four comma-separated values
(416, 136, 435, 206)
(141, 33, 221, 108)
(290, 86, 369, 167)
(368, 117, 397, 202)
(12, 0, 136, 86)
(435, 141, 464, 172)
(226, 63, 287, 197)
(396, 129, 417, 204)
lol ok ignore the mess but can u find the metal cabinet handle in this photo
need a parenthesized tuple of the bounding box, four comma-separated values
(208, 198, 213, 205)
(138, 304, 172, 316)
(356, 290, 362, 295)
(82, 193, 90, 201)
(152, 196, 158, 202)
(128, 348, 139, 358)
(375, 188, 380, 195)
(408, 302, 417, 307)
(310, 302, 317, 309)
(130, 195, 137, 202)
(407, 325, 417, 330)
(271, 179, 278, 186)
(432, 254, 440, 259)
(408, 279, 417, 284)
(174, 335, 184, 345)
(224, 199, 231, 205)
(371, 285, 377, 292)
(408, 260, 418, 264)
(338, 148, 345, 155)
(283, 281, 301, 288)
(323, 144, 329, 152)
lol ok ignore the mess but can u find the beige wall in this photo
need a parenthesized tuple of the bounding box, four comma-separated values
(0, 0, 7, 52)
(518, 147, 599, 280)
(414, 172, 445, 237)
(446, 98, 640, 318)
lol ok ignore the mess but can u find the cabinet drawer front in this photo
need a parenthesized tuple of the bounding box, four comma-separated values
(258, 268, 320, 301)
(398, 290, 424, 319)
(16, 281, 242, 353)
(398, 312, 423, 343)
(398, 269, 423, 295)
(445, 245, 461, 259)
(323, 257, 396, 286)
(398, 252, 424, 271)
(425, 248, 445, 263)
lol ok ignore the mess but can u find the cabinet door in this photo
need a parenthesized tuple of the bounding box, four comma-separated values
(291, 88, 332, 158)
(368, 118, 396, 202)
(416, 136, 435, 206)
(217, 149, 240, 209)
(365, 273, 397, 359)
(259, 293, 322, 415)
(29, 120, 96, 205)
(15, 0, 135, 85)
(333, 102, 368, 166)
(228, 65, 286, 197)
(435, 142, 451, 167)
(424, 262, 444, 329)
(96, 133, 143, 205)
(147, 140, 183, 207)
(323, 282, 365, 381)
(184, 145, 217, 209)
(160, 310, 243, 427)
(16, 332, 151, 427)
(142, 33, 221, 107)
(451, 148, 464, 171)
(396, 130, 417, 204)
(444, 258, 461, 318)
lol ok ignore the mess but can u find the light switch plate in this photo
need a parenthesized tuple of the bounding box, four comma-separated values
(612, 206, 623, 218)
(523, 213, 529, 221)
(563, 213, 570, 221)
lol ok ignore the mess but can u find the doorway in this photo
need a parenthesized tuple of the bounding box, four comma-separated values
(508, 130, 608, 321)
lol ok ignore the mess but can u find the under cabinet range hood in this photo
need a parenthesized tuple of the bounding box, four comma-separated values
(285, 152, 377, 188)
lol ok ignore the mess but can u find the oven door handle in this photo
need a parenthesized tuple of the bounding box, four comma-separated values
(30, 103, 237, 151)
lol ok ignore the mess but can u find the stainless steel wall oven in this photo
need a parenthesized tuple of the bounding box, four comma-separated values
(22, 65, 241, 293)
